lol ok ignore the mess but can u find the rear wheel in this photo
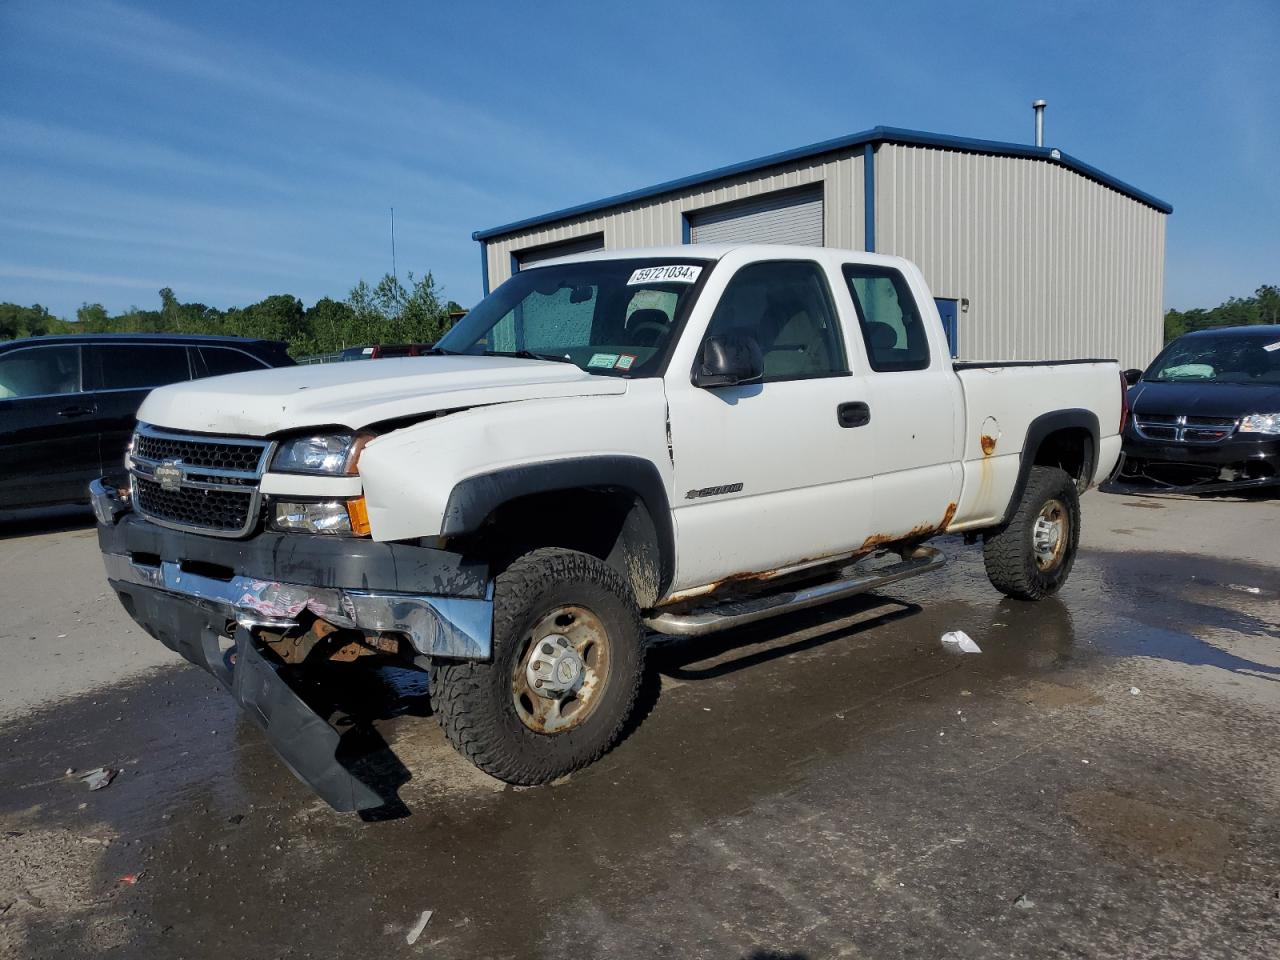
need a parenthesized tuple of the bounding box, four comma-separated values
(983, 466, 1080, 600)
(431, 548, 644, 784)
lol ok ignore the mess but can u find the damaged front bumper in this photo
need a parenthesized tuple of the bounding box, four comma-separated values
(1106, 431, 1280, 495)
(93, 479, 493, 660)
(90, 478, 493, 811)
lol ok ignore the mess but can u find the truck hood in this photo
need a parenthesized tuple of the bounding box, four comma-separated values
(137, 355, 629, 436)
(1129, 379, 1280, 419)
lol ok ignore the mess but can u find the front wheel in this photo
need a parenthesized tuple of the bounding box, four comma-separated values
(983, 466, 1081, 600)
(431, 548, 644, 784)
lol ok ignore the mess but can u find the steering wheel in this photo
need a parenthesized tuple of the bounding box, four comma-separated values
(629, 321, 670, 346)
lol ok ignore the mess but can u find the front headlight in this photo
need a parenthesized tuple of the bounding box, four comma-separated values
(1238, 413, 1280, 435)
(272, 432, 369, 475)
(272, 498, 371, 536)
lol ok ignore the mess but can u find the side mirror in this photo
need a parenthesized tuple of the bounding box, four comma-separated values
(1123, 368, 1143, 387)
(693, 334, 764, 388)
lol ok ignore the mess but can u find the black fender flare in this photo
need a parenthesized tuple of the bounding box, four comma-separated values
(440, 456, 675, 596)
(999, 409, 1100, 526)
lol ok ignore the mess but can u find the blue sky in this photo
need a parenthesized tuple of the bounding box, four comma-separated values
(1, 0, 1276, 319)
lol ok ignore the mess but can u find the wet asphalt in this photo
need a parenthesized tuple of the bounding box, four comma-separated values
(1, 494, 1278, 959)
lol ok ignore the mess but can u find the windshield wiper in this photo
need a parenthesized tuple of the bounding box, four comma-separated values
(484, 349, 577, 365)
(423, 346, 460, 356)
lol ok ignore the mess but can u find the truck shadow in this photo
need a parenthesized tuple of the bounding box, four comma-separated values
(648, 594, 923, 682)
(625, 593, 925, 742)
(304, 662, 432, 821)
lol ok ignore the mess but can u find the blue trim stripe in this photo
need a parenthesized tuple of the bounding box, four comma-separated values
(681, 214, 691, 244)
(472, 125, 1172, 241)
(479, 241, 490, 295)
(863, 143, 875, 253)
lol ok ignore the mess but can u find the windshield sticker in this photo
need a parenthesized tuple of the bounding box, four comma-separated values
(628, 264, 702, 285)
(588, 352, 619, 369)
(615, 354, 637, 371)
(1265, 340, 1280, 353)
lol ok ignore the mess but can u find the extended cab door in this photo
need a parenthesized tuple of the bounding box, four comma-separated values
(0, 343, 99, 509)
(664, 256, 876, 595)
(839, 262, 964, 538)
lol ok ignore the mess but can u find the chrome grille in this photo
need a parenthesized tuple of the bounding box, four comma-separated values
(133, 431, 268, 473)
(1134, 414, 1237, 444)
(129, 424, 272, 538)
(134, 476, 257, 533)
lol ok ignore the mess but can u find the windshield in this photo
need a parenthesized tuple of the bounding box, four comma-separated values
(1145, 331, 1280, 384)
(436, 258, 713, 376)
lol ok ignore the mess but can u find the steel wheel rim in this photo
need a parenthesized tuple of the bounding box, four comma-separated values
(511, 605, 611, 735)
(1032, 498, 1068, 571)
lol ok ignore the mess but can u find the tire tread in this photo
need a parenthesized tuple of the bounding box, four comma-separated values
(432, 548, 643, 784)
(983, 466, 1080, 601)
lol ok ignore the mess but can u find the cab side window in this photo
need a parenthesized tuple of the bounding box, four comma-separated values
(843, 265, 931, 372)
(0, 346, 81, 399)
(702, 260, 847, 380)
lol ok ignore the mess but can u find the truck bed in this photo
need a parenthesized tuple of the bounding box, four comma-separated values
(948, 359, 1124, 532)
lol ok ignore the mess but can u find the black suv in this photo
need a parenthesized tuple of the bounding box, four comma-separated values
(1116, 325, 1280, 493)
(0, 334, 293, 513)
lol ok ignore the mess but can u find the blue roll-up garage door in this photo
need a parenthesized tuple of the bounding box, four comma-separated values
(688, 186, 824, 246)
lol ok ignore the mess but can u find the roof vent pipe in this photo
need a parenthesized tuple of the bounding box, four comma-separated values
(1032, 99, 1047, 147)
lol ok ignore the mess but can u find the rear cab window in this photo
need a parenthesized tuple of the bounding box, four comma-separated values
(843, 265, 931, 372)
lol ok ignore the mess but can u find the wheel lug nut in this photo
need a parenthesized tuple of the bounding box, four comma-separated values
(541, 643, 555, 655)
(556, 636, 569, 648)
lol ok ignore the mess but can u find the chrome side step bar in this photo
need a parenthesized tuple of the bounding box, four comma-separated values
(644, 546, 945, 638)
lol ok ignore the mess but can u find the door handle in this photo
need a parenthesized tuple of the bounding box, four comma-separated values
(57, 405, 95, 418)
(837, 401, 871, 428)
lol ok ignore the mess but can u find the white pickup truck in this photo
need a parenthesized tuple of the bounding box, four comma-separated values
(91, 245, 1126, 811)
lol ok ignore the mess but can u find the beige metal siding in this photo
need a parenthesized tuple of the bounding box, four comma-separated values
(875, 144, 1166, 369)
(483, 154, 864, 288)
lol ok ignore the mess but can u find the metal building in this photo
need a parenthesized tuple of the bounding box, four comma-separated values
(472, 126, 1171, 368)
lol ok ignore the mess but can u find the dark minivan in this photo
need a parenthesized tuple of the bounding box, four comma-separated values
(1116, 325, 1280, 492)
(0, 334, 293, 513)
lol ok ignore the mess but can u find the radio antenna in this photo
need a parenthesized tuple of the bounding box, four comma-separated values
(390, 206, 397, 283)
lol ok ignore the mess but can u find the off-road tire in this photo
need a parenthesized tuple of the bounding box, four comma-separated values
(431, 548, 644, 784)
(983, 466, 1080, 601)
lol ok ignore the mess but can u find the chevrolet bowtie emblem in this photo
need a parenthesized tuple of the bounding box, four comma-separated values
(153, 459, 185, 492)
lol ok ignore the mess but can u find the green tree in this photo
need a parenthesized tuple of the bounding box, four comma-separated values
(76, 303, 109, 327)
(0, 303, 63, 339)
(304, 297, 359, 352)
(0, 264, 467, 355)
(1164, 284, 1279, 342)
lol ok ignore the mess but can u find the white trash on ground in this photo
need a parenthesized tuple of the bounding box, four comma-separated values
(406, 909, 433, 945)
(940, 631, 982, 654)
(80, 767, 117, 791)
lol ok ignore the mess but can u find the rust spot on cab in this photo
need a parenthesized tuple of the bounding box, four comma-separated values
(940, 501, 957, 530)
(980, 434, 997, 457)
